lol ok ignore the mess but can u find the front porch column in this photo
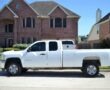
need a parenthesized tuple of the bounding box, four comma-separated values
(14, 18, 18, 44)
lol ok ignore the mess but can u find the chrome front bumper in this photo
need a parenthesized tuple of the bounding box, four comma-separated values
(0, 60, 5, 69)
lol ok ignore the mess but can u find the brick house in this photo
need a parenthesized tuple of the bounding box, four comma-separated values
(0, 0, 79, 47)
(99, 13, 110, 40)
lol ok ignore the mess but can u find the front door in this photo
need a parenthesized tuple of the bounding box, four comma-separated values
(7, 39, 13, 47)
(22, 42, 47, 68)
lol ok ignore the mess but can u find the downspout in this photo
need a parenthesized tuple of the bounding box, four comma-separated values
(40, 17, 43, 40)
(14, 17, 18, 44)
(109, 16, 110, 33)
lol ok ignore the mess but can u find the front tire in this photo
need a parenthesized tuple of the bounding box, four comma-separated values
(83, 63, 99, 77)
(6, 62, 22, 76)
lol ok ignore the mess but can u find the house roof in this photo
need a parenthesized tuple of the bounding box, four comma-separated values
(0, 5, 18, 18)
(0, 1, 79, 18)
(6, 6, 18, 18)
(30, 1, 79, 17)
(98, 13, 110, 23)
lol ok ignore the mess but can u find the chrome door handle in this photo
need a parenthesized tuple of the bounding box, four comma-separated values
(40, 53, 46, 55)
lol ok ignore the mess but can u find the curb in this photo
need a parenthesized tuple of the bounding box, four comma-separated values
(100, 69, 110, 72)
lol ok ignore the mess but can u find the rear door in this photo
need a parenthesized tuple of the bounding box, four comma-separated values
(47, 41, 62, 67)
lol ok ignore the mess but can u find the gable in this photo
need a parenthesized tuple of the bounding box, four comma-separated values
(49, 6, 67, 17)
(8, 0, 38, 17)
(30, 1, 56, 16)
(0, 7, 16, 19)
(30, 1, 79, 18)
(87, 24, 99, 41)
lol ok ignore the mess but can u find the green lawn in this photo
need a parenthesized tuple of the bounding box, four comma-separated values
(0, 53, 2, 60)
(100, 66, 110, 69)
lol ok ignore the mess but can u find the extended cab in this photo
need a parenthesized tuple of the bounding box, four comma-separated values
(0, 40, 110, 77)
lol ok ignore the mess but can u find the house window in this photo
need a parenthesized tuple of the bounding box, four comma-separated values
(33, 18, 35, 28)
(16, 3, 20, 9)
(26, 17, 31, 28)
(23, 19, 25, 28)
(23, 17, 35, 28)
(55, 18, 62, 28)
(5, 24, 13, 33)
(63, 18, 67, 28)
(50, 18, 67, 28)
(50, 19, 53, 28)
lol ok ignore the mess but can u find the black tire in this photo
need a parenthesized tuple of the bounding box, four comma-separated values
(83, 63, 99, 77)
(6, 62, 22, 76)
(22, 68, 28, 73)
(81, 68, 84, 72)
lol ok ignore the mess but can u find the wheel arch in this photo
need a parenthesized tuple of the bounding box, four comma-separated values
(5, 58, 22, 69)
(82, 56, 101, 67)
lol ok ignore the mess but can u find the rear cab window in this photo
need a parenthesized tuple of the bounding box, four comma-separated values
(49, 41, 58, 51)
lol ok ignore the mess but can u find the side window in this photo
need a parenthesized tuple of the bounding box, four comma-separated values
(30, 42, 45, 52)
(62, 41, 74, 45)
(49, 42, 58, 51)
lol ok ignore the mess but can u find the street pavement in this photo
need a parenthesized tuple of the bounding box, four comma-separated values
(0, 69, 110, 90)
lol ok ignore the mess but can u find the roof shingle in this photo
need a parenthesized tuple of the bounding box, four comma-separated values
(30, 1, 79, 17)
(98, 13, 110, 23)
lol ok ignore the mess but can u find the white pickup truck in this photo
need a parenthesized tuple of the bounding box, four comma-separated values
(0, 40, 110, 77)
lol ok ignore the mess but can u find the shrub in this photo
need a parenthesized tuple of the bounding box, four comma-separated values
(0, 53, 2, 60)
(100, 38, 110, 48)
(13, 44, 28, 50)
(0, 48, 3, 52)
(3, 48, 20, 51)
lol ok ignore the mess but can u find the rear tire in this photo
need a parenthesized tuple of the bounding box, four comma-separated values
(83, 63, 99, 77)
(6, 62, 22, 76)
(22, 68, 28, 73)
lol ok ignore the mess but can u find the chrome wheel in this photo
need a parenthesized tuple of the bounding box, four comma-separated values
(8, 64, 19, 75)
(83, 64, 99, 77)
(7, 62, 22, 76)
(87, 65, 97, 75)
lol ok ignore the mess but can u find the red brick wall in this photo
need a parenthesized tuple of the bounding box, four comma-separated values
(41, 7, 78, 42)
(0, 7, 15, 47)
(99, 21, 110, 40)
(9, 0, 40, 43)
(9, 0, 37, 17)
(0, 7, 14, 20)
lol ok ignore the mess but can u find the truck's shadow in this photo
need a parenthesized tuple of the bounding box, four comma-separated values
(0, 70, 105, 78)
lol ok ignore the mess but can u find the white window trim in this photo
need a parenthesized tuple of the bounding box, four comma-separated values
(24, 17, 35, 28)
(53, 18, 55, 28)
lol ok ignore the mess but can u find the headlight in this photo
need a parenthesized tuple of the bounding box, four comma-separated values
(0, 54, 5, 60)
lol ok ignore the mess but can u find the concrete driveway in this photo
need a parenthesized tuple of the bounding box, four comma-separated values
(0, 70, 110, 90)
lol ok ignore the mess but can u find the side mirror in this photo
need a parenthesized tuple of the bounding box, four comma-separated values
(27, 47, 31, 52)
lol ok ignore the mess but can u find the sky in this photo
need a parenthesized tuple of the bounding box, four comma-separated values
(0, 0, 110, 36)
